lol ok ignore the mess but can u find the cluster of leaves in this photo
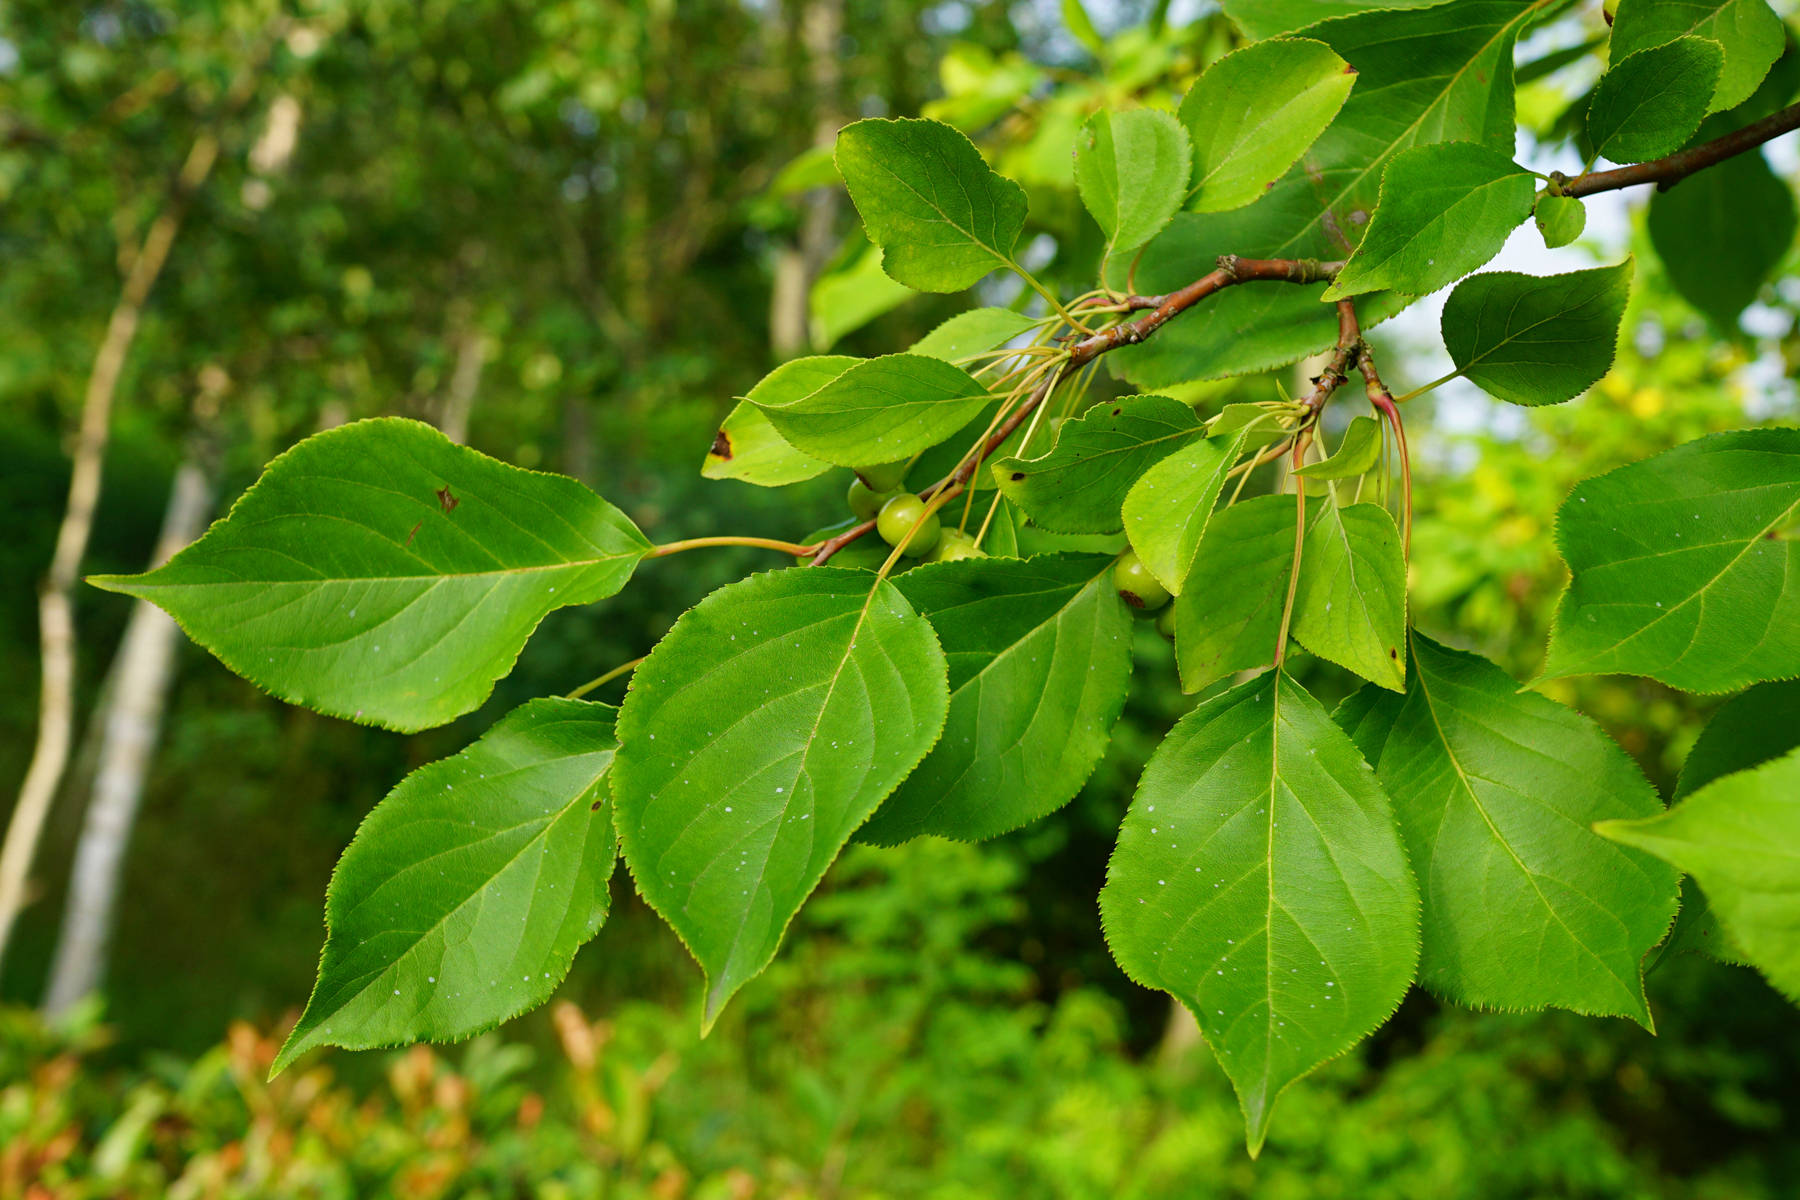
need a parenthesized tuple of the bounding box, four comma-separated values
(94, 0, 1800, 1153)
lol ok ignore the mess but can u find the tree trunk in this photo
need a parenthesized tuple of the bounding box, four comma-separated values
(562, 395, 596, 486)
(41, 456, 214, 1019)
(768, 0, 843, 357)
(438, 321, 485, 445)
(0, 131, 221, 974)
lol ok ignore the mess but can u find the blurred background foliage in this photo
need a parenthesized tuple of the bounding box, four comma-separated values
(2, 0, 1797, 1196)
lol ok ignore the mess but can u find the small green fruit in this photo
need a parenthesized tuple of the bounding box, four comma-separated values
(848, 478, 897, 521)
(1155, 604, 1177, 640)
(877, 492, 941, 557)
(928, 528, 986, 563)
(1113, 551, 1170, 612)
(857, 460, 909, 491)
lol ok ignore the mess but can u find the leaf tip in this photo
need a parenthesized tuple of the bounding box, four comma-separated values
(700, 977, 733, 1037)
(85, 572, 145, 597)
(1242, 1104, 1272, 1159)
(268, 1030, 309, 1081)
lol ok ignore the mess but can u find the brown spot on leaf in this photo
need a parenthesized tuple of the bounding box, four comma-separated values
(405, 521, 423, 546)
(1111, 406, 1122, 416)
(436, 487, 459, 514)
(1343, 63, 1358, 75)
(1389, 648, 1399, 659)
(590, 796, 604, 811)
(710, 429, 732, 459)
(1010, 471, 1026, 481)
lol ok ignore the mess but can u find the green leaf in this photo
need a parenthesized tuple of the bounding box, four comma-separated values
(1324, 142, 1535, 300)
(90, 419, 651, 733)
(704, 357, 854, 486)
(1332, 677, 1405, 763)
(1588, 37, 1724, 163)
(1100, 669, 1419, 1154)
(1440, 262, 1635, 407)
(1062, 0, 1105, 57)
(612, 569, 949, 1027)
(808, 241, 916, 349)
(1180, 38, 1357, 215)
(769, 144, 840, 196)
(1541, 429, 1800, 693)
(994, 396, 1203, 535)
(1108, 1, 1538, 387)
(1121, 431, 1247, 595)
(1210, 403, 1297, 449)
(836, 117, 1028, 293)
(1661, 679, 1800, 965)
(1610, 0, 1785, 112)
(1534, 192, 1586, 249)
(1294, 415, 1382, 479)
(1678, 679, 1800, 799)
(753, 353, 992, 468)
(1360, 634, 1680, 1023)
(980, 496, 1027, 558)
(1293, 501, 1407, 691)
(908, 307, 1041, 363)
(1598, 748, 1800, 1001)
(271, 698, 621, 1075)
(1172, 495, 1299, 692)
(1075, 108, 1192, 257)
(1172, 494, 1401, 691)
(858, 554, 1133, 844)
(1223, 0, 1456, 40)
(1647, 144, 1796, 329)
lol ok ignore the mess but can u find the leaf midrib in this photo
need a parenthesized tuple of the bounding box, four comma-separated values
(309, 753, 613, 1032)
(1191, 70, 1344, 198)
(870, 133, 1011, 267)
(704, 587, 887, 1016)
(106, 555, 639, 592)
(1455, 279, 1616, 375)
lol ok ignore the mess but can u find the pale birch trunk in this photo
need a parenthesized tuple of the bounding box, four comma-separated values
(41, 458, 213, 1018)
(0, 132, 221, 972)
(768, 0, 843, 357)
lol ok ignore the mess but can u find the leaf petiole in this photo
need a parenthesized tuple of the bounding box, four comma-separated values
(648, 535, 816, 559)
(566, 656, 645, 699)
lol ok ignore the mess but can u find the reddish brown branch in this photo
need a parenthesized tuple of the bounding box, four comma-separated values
(809, 256, 1343, 566)
(1558, 100, 1800, 197)
(1068, 256, 1342, 364)
(808, 515, 878, 566)
(1302, 300, 1361, 415)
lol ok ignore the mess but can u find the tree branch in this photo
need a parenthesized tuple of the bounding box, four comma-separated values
(807, 100, 1800, 572)
(1556, 100, 1800, 197)
(809, 257, 1343, 565)
(1067, 256, 1342, 363)
(1302, 300, 1361, 415)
